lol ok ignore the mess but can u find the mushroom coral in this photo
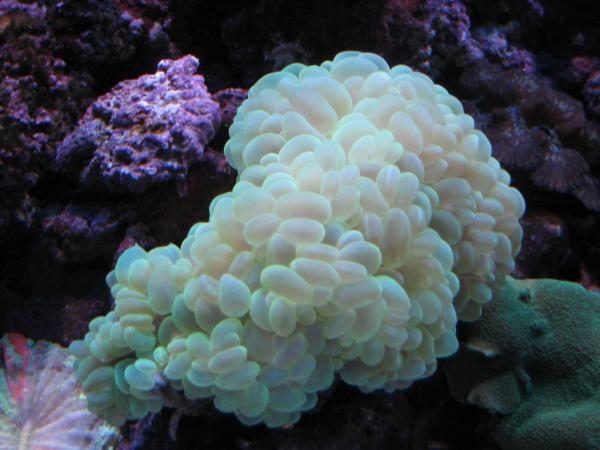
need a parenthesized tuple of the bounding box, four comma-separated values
(0, 334, 118, 449)
(69, 51, 525, 428)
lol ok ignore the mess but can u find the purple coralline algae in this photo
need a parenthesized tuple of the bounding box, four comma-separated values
(46, 0, 171, 69)
(419, 0, 483, 72)
(0, 0, 92, 237)
(56, 56, 222, 193)
(40, 204, 124, 264)
(211, 88, 248, 126)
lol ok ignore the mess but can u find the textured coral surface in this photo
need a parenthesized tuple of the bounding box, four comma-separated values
(445, 277, 600, 450)
(57, 56, 221, 193)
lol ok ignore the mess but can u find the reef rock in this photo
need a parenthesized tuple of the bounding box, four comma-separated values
(56, 56, 222, 193)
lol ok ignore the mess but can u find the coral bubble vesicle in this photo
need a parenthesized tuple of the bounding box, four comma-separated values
(70, 51, 524, 427)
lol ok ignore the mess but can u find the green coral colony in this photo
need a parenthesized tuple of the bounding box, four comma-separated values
(70, 51, 525, 427)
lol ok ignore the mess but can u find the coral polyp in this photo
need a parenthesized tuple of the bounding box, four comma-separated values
(70, 51, 524, 428)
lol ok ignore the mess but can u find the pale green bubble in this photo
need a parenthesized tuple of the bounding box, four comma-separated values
(240, 382, 269, 418)
(249, 289, 272, 332)
(127, 258, 151, 292)
(289, 354, 317, 382)
(261, 265, 312, 304)
(129, 397, 148, 419)
(215, 361, 260, 390)
(323, 309, 356, 339)
(135, 358, 157, 373)
(213, 389, 245, 413)
(209, 319, 243, 354)
(186, 366, 215, 388)
(119, 313, 152, 330)
(171, 294, 197, 333)
(86, 389, 114, 411)
(81, 366, 114, 392)
(332, 277, 382, 309)
(185, 332, 210, 357)
(338, 240, 382, 275)
(279, 218, 325, 246)
(274, 191, 331, 223)
(153, 347, 169, 367)
(352, 298, 386, 343)
(268, 386, 305, 413)
(115, 245, 147, 285)
(243, 213, 280, 245)
(272, 333, 307, 369)
(218, 274, 251, 318)
(123, 327, 156, 352)
(433, 331, 459, 357)
(147, 268, 177, 315)
(157, 317, 178, 347)
(124, 364, 155, 391)
(290, 258, 341, 287)
(268, 297, 297, 337)
(208, 345, 247, 374)
(242, 133, 286, 168)
(115, 359, 134, 394)
(164, 352, 192, 381)
(182, 376, 213, 399)
(166, 337, 186, 354)
(194, 297, 223, 333)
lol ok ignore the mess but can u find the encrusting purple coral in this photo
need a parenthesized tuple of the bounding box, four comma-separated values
(56, 56, 222, 193)
(39, 204, 124, 264)
(0, 0, 92, 237)
(45, 0, 172, 70)
(211, 88, 248, 126)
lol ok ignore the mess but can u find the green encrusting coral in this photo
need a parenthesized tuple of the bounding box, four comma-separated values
(445, 276, 600, 450)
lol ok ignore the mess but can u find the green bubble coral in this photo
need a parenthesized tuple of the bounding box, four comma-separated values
(70, 51, 525, 428)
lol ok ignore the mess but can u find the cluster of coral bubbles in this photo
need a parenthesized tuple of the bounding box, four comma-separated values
(70, 51, 525, 427)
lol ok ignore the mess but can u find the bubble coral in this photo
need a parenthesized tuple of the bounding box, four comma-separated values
(70, 51, 525, 428)
(0, 333, 118, 449)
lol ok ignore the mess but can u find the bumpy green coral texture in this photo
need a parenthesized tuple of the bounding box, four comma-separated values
(70, 51, 525, 427)
(445, 277, 600, 450)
